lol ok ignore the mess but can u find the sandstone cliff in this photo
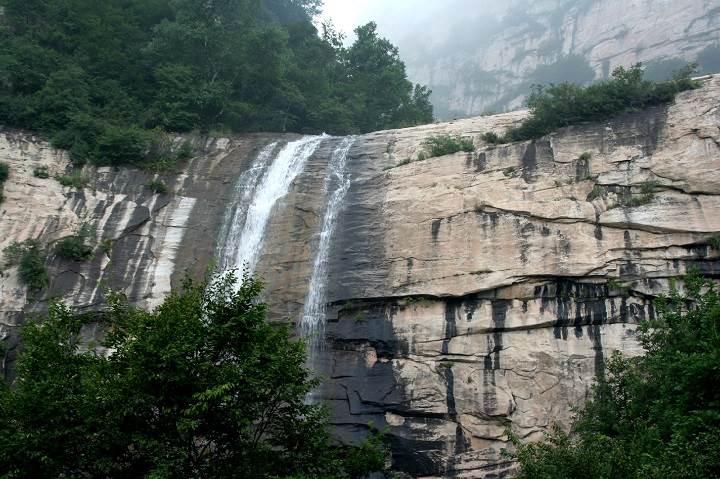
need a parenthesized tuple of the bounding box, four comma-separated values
(1, 76, 719, 478)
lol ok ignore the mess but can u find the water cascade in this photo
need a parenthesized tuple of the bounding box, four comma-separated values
(216, 142, 277, 271)
(217, 135, 326, 282)
(300, 136, 355, 362)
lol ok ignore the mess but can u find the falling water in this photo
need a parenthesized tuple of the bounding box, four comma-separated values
(218, 135, 326, 282)
(216, 142, 277, 270)
(301, 136, 355, 360)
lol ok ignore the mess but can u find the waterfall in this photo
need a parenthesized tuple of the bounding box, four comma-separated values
(301, 136, 355, 359)
(216, 142, 277, 270)
(218, 135, 326, 281)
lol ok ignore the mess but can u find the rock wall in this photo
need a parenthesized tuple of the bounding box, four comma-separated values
(2, 76, 720, 477)
(405, 0, 720, 119)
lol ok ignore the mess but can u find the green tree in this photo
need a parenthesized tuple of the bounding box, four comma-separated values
(508, 272, 720, 478)
(2, 239, 48, 291)
(0, 271, 386, 478)
(0, 0, 433, 165)
(344, 22, 433, 132)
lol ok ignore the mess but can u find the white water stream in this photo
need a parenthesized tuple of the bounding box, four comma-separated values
(300, 136, 355, 359)
(217, 134, 354, 374)
(219, 135, 326, 283)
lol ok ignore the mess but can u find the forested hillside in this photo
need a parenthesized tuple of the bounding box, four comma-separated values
(0, 0, 433, 166)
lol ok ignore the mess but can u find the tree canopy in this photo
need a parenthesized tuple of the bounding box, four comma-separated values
(508, 273, 720, 478)
(0, 271, 386, 478)
(0, 0, 433, 166)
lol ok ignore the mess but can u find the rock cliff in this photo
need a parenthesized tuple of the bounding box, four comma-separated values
(1, 76, 720, 477)
(403, 0, 720, 119)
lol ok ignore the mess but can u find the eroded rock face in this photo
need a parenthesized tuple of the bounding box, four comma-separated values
(0, 131, 285, 371)
(1, 77, 719, 477)
(309, 77, 720, 477)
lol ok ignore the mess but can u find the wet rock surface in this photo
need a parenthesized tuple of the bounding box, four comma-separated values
(2, 77, 720, 477)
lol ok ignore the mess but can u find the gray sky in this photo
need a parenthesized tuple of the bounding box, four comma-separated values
(318, 1, 508, 58)
(318, 0, 380, 37)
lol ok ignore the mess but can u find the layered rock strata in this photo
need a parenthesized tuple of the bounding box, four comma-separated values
(1, 76, 719, 477)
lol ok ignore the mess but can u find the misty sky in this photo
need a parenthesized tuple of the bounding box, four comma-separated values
(319, 1, 508, 61)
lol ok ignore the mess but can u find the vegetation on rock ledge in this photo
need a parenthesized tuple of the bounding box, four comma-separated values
(423, 134, 475, 158)
(2, 239, 48, 291)
(494, 64, 701, 144)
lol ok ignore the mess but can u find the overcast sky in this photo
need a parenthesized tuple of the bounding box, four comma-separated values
(318, 1, 508, 59)
(318, 0, 371, 36)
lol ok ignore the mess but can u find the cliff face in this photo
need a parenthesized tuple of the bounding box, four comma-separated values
(2, 77, 720, 477)
(406, 0, 720, 119)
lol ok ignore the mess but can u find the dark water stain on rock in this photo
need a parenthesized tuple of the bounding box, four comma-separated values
(443, 299, 460, 354)
(463, 297, 481, 322)
(588, 323, 605, 378)
(623, 230, 632, 248)
(482, 366, 498, 420)
(575, 155, 590, 181)
(517, 221, 535, 263)
(521, 142, 537, 182)
(440, 299, 469, 474)
(431, 219, 442, 242)
(489, 300, 509, 370)
(620, 261, 638, 278)
(620, 297, 629, 323)
(467, 151, 487, 172)
(441, 366, 469, 465)
(594, 224, 603, 241)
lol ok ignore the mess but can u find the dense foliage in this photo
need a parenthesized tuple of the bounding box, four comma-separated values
(0, 0, 433, 166)
(498, 64, 700, 143)
(54, 223, 95, 261)
(0, 271, 386, 478)
(482, 64, 700, 145)
(508, 273, 720, 478)
(423, 134, 475, 158)
(2, 239, 48, 291)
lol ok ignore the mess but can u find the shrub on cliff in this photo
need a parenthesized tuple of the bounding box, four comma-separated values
(497, 64, 701, 144)
(3, 239, 48, 291)
(0, 271, 387, 478)
(54, 223, 96, 262)
(423, 134, 475, 158)
(507, 272, 720, 478)
(55, 171, 89, 189)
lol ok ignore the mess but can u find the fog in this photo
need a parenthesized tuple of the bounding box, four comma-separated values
(320, 0, 511, 62)
(319, 0, 720, 119)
